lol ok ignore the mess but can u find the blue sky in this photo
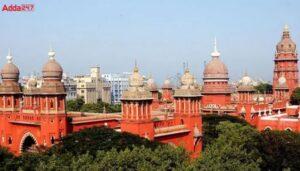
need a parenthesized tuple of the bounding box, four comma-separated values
(0, 0, 299, 83)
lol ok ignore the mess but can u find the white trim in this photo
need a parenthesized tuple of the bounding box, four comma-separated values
(19, 132, 38, 153)
(264, 126, 272, 130)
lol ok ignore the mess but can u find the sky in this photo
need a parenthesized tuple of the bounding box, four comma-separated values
(0, 0, 299, 84)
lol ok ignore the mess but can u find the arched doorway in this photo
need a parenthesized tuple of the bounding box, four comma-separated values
(20, 133, 38, 153)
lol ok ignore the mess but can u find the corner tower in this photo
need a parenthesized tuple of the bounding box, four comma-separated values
(273, 25, 298, 98)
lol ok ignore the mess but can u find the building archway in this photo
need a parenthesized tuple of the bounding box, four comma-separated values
(19, 132, 38, 153)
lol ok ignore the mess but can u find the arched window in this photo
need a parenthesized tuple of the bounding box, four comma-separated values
(7, 99, 10, 106)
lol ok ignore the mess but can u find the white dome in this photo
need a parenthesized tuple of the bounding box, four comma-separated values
(278, 75, 287, 85)
(239, 74, 253, 86)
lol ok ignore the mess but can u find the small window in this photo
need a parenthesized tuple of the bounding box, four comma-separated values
(8, 137, 12, 144)
(51, 136, 55, 144)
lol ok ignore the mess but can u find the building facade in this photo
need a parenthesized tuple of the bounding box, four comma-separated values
(102, 72, 131, 104)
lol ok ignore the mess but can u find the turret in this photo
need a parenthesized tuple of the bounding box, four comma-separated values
(120, 64, 154, 139)
(0, 50, 22, 112)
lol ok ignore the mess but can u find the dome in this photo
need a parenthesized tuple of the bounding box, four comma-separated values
(1, 51, 20, 81)
(129, 65, 144, 87)
(203, 39, 228, 79)
(276, 25, 296, 53)
(42, 49, 63, 80)
(181, 68, 195, 87)
(162, 78, 173, 89)
(239, 73, 253, 86)
(147, 76, 158, 91)
(204, 58, 228, 79)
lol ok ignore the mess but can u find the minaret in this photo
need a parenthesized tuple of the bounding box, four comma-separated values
(274, 75, 289, 101)
(273, 25, 298, 98)
(0, 50, 22, 112)
(120, 64, 154, 139)
(173, 67, 202, 158)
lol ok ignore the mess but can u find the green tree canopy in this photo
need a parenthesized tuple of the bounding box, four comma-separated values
(48, 127, 161, 156)
(193, 121, 262, 171)
(259, 130, 300, 171)
(290, 87, 300, 105)
(254, 83, 273, 94)
(66, 98, 84, 111)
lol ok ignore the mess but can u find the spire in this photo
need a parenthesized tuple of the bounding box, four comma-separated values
(6, 49, 13, 64)
(284, 24, 289, 32)
(282, 24, 290, 38)
(211, 37, 220, 57)
(133, 59, 138, 73)
(48, 45, 56, 60)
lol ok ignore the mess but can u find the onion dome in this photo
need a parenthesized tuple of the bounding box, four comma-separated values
(174, 68, 201, 97)
(203, 38, 228, 79)
(42, 48, 63, 80)
(276, 25, 296, 53)
(162, 78, 173, 89)
(237, 72, 255, 92)
(122, 64, 152, 100)
(146, 75, 158, 91)
(1, 50, 20, 81)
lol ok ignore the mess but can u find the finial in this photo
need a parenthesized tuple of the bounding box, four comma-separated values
(6, 49, 13, 63)
(284, 24, 289, 32)
(211, 37, 220, 57)
(133, 59, 138, 72)
(48, 45, 56, 60)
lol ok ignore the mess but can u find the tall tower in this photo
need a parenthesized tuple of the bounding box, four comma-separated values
(173, 68, 202, 158)
(0, 50, 22, 112)
(39, 48, 67, 145)
(120, 65, 154, 139)
(202, 39, 231, 112)
(273, 25, 298, 98)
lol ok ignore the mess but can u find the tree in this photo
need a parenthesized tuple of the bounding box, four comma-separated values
(254, 83, 273, 94)
(66, 98, 84, 111)
(202, 114, 249, 148)
(290, 87, 300, 105)
(259, 130, 300, 171)
(0, 147, 13, 168)
(48, 127, 161, 156)
(193, 122, 262, 171)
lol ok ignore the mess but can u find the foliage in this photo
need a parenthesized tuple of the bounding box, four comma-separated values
(254, 82, 273, 94)
(66, 97, 84, 111)
(259, 130, 300, 171)
(48, 127, 161, 156)
(67, 98, 121, 113)
(193, 121, 262, 171)
(290, 87, 300, 105)
(0, 147, 13, 168)
(202, 114, 249, 148)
